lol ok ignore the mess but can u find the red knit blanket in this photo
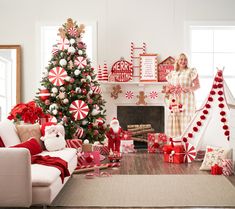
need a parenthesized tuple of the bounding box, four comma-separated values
(31, 155, 70, 183)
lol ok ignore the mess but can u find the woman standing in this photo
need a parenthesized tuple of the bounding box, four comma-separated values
(165, 53, 200, 138)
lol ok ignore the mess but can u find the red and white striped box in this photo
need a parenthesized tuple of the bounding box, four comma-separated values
(66, 139, 82, 151)
(93, 144, 109, 155)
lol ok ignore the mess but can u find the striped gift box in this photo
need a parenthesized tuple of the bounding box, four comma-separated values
(93, 144, 109, 155)
(222, 159, 234, 176)
(66, 139, 82, 151)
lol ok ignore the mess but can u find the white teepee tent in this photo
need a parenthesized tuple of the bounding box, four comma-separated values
(180, 69, 235, 160)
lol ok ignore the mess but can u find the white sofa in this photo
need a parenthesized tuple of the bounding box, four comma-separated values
(0, 119, 78, 208)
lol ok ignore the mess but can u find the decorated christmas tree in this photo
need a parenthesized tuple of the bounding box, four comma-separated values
(35, 18, 107, 142)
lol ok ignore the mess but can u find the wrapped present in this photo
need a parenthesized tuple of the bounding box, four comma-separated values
(211, 164, 223, 175)
(66, 139, 82, 152)
(148, 133, 168, 153)
(222, 159, 234, 176)
(77, 151, 100, 167)
(93, 143, 109, 155)
(147, 133, 158, 153)
(82, 143, 93, 152)
(120, 140, 135, 153)
(123, 131, 132, 140)
(163, 144, 184, 164)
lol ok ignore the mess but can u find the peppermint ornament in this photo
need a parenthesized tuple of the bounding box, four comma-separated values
(68, 27, 78, 37)
(75, 56, 87, 69)
(125, 91, 134, 99)
(52, 47, 59, 55)
(149, 91, 158, 99)
(57, 38, 70, 50)
(48, 67, 67, 86)
(183, 142, 196, 163)
(69, 100, 89, 120)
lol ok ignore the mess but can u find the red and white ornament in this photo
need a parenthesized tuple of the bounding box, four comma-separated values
(149, 91, 158, 99)
(91, 85, 102, 94)
(125, 91, 134, 99)
(52, 47, 59, 55)
(49, 67, 67, 86)
(39, 89, 50, 101)
(96, 117, 104, 125)
(68, 27, 78, 37)
(91, 104, 100, 116)
(74, 127, 84, 138)
(69, 100, 89, 120)
(57, 38, 70, 50)
(75, 56, 87, 69)
(183, 142, 196, 163)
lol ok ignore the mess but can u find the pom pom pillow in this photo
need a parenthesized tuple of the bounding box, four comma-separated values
(200, 146, 232, 170)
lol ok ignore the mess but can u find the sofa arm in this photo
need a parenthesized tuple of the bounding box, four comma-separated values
(0, 148, 32, 207)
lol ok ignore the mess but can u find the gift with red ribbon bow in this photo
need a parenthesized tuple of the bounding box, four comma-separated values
(211, 164, 223, 175)
(163, 144, 184, 164)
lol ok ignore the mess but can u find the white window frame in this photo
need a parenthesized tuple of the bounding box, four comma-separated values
(184, 21, 235, 107)
(36, 21, 97, 81)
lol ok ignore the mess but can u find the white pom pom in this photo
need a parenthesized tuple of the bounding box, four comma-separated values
(60, 86, 65, 92)
(52, 87, 58, 94)
(65, 76, 71, 81)
(84, 139, 89, 144)
(68, 46, 75, 54)
(63, 98, 69, 104)
(78, 50, 83, 55)
(82, 120, 88, 125)
(59, 59, 67, 66)
(70, 38, 75, 45)
(49, 103, 58, 111)
(74, 69, 81, 76)
(93, 141, 100, 146)
(76, 87, 81, 93)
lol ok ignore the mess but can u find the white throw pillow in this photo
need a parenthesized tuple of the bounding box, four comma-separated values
(200, 146, 232, 171)
(0, 119, 21, 147)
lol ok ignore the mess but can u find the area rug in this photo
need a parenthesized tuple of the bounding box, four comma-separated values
(52, 174, 235, 207)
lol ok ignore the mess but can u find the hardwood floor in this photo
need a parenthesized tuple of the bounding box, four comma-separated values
(18, 150, 235, 209)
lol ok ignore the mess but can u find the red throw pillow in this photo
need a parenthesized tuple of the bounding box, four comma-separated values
(0, 137, 5, 147)
(41, 122, 57, 136)
(11, 138, 42, 155)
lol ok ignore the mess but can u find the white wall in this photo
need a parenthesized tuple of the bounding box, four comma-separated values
(0, 0, 235, 101)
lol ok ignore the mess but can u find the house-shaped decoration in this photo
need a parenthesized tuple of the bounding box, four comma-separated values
(158, 56, 175, 82)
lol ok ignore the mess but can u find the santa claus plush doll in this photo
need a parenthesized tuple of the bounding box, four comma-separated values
(106, 117, 124, 153)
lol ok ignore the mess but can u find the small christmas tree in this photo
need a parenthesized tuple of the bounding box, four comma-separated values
(35, 18, 107, 142)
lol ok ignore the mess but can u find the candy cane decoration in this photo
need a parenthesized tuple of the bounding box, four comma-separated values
(76, 162, 121, 170)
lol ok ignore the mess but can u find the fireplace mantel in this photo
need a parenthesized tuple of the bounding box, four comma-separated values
(99, 81, 169, 130)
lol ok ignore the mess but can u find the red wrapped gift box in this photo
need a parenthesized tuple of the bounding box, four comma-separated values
(163, 144, 184, 164)
(77, 151, 100, 167)
(211, 164, 223, 175)
(158, 64, 174, 82)
(147, 133, 158, 153)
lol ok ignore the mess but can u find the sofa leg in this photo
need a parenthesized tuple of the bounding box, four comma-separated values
(43, 205, 47, 209)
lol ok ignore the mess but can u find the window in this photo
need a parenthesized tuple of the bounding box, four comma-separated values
(187, 25, 235, 108)
(40, 22, 97, 73)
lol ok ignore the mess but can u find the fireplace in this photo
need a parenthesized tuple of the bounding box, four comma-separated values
(117, 106, 165, 149)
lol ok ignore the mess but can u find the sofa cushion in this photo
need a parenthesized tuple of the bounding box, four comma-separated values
(31, 164, 60, 186)
(31, 148, 77, 186)
(0, 119, 21, 147)
(11, 138, 43, 155)
(16, 123, 41, 143)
